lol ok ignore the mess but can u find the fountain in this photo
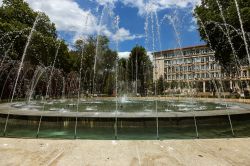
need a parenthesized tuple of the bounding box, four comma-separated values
(0, 0, 249, 140)
(3, 14, 40, 136)
(164, 10, 200, 138)
(36, 42, 61, 137)
(234, 0, 250, 66)
(75, 13, 90, 139)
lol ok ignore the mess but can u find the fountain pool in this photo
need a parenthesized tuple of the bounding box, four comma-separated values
(10, 99, 231, 113)
(0, 98, 249, 140)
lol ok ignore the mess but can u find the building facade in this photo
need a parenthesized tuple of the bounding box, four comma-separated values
(153, 45, 250, 93)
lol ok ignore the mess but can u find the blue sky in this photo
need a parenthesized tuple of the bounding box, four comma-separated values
(1, 0, 204, 57)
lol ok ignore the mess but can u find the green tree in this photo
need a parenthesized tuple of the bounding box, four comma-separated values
(194, 0, 250, 74)
(0, 0, 59, 62)
(0, 0, 119, 98)
(0, 0, 71, 74)
(118, 58, 128, 82)
(128, 45, 153, 96)
(118, 58, 129, 94)
(0, 0, 72, 99)
(157, 76, 164, 95)
(71, 36, 117, 95)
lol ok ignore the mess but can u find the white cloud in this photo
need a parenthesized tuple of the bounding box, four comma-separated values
(26, 0, 97, 34)
(23, 0, 140, 44)
(147, 51, 153, 61)
(96, 0, 118, 6)
(121, 0, 201, 15)
(118, 52, 130, 59)
(188, 25, 196, 32)
(188, 17, 198, 32)
(93, 0, 201, 15)
(112, 28, 144, 42)
(1, 0, 202, 48)
(118, 51, 153, 61)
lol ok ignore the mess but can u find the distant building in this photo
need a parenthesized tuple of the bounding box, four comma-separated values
(153, 45, 250, 93)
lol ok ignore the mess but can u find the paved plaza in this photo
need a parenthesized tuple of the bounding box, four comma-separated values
(0, 138, 249, 166)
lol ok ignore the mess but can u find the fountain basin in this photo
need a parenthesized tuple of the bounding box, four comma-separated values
(0, 99, 249, 140)
(0, 98, 249, 118)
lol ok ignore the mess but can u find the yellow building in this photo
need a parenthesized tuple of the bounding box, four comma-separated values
(153, 45, 250, 93)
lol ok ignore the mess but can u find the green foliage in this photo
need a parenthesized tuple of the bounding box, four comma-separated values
(170, 80, 178, 89)
(194, 0, 250, 73)
(127, 45, 153, 96)
(71, 36, 117, 95)
(157, 76, 164, 95)
(0, 0, 119, 98)
(118, 58, 128, 82)
(0, 0, 72, 74)
(0, 0, 36, 30)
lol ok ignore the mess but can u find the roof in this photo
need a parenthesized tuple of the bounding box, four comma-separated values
(154, 44, 208, 55)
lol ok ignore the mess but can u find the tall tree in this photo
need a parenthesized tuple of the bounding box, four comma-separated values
(118, 58, 128, 82)
(0, 0, 71, 99)
(71, 36, 117, 95)
(157, 76, 164, 95)
(128, 45, 153, 96)
(194, 0, 250, 74)
(0, 0, 58, 62)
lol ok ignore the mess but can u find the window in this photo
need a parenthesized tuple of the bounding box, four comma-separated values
(206, 57, 209, 62)
(176, 67, 180, 72)
(197, 57, 201, 63)
(201, 57, 205, 63)
(180, 66, 183, 71)
(243, 71, 247, 77)
(210, 64, 215, 70)
(196, 49, 200, 54)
